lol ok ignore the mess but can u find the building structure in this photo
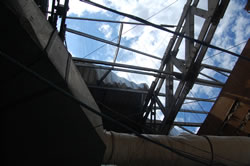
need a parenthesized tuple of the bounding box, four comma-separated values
(1, 0, 250, 165)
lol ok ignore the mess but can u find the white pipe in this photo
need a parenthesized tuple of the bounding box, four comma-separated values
(103, 131, 250, 166)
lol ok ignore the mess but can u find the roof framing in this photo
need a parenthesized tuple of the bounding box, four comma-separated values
(63, 0, 230, 134)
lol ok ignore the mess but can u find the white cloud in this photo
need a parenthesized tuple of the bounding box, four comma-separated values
(204, 0, 250, 70)
(68, 0, 107, 16)
(98, 24, 113, 39)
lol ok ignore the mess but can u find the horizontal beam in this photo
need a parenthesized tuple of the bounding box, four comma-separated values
(66, 28, 162, 60)
(146, 121, 202, 127)
(173, 122, 202, 127)
(176, 58, 231, 73)
(201, 63, 231, 73)
(199, 72, 223, 83)
(88, 85, 216, 103)
(153, 107, 210, 114)
(73, 58, 181, 78)
(179, 109, 209, 114)
(195, 77, 224, 88)
(66, 16, 177, 28)
(76, 63, 164, 78)
(185, 96, 215, 102)
(74, 58, 224, 88)
(176, 126, 195, 134)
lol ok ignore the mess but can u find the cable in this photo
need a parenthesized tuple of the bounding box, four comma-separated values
(0, 50, 212, 166)
(203, 40, 248, 61)
(203, 135, 214, 166)
(80, 0, 250, 62)
(143, 0, 178, 20)
(190, 91, 206, 113)
(187, 104, 203, 126)
(83, 0, 178, 58)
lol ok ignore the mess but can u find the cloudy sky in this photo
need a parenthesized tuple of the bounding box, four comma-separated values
(52, 0, 250, 134)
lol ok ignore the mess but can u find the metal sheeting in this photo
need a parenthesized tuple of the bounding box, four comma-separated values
(77, 64, 149, 90)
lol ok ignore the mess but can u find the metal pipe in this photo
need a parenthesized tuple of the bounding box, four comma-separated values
(103, 131, 250, 166)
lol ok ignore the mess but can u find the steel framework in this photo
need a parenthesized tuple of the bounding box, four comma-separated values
(60, 0, 230, 134)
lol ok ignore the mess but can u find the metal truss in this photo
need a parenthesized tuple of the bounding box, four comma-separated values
(62, 0, 230, 134)
(140, 0, 230, 134)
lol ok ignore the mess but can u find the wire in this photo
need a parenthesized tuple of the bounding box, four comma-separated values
(83, 0, 178, 58)
(203, 40, 248, 61)
(203, 135, 214, 166)
(143, 0, 178, 21)
(80, 0, 250, 62)
(189, 91, 206, 113)
(190, 104, 203, 123)
(0, 50, 212, 166)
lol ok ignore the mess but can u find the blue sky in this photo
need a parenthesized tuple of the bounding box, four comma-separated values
(51, 0, 250, 135)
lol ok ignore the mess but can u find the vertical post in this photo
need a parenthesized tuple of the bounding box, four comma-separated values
(59, 0, 69, 41)
(165, 61, 173, 117)
(153, 100, 156, 130)
(185, 9, 194, 68)
(49, 0, 56, 28)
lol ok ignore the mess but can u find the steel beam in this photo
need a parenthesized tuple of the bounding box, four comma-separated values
(160, 0, 229, 134)
(66, 16, 177, 28)
(58, 0, 69, 41)
(73, 58, 182, 78)
(176, 58, 232, 73)
(185, 6, 194, 67)
(87, 85, 215, 103)
(173, 122, 202, 127)
(140, 0, 194, 118)
(75, 60, 224, 88)
(155, 96, 167, 117)
(147, 121, 202, 127)
(76, 63, 164, 78)
(66, 28, 162, 60)
(149, 106, 210, 114)
(200, 63, 231, 73)
(199, 72, 222, 83)
(176, 126, 195, 134)
(179, 109, 209, 114)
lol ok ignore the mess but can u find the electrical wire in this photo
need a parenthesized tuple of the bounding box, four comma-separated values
(0, 50, 213, 166)
(80, 0, 250, 62)
(185, 91, 209, 129)
(189, 91, 206, 113)
(82, 0, 178, 58)
(203, 40, 248, 61)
